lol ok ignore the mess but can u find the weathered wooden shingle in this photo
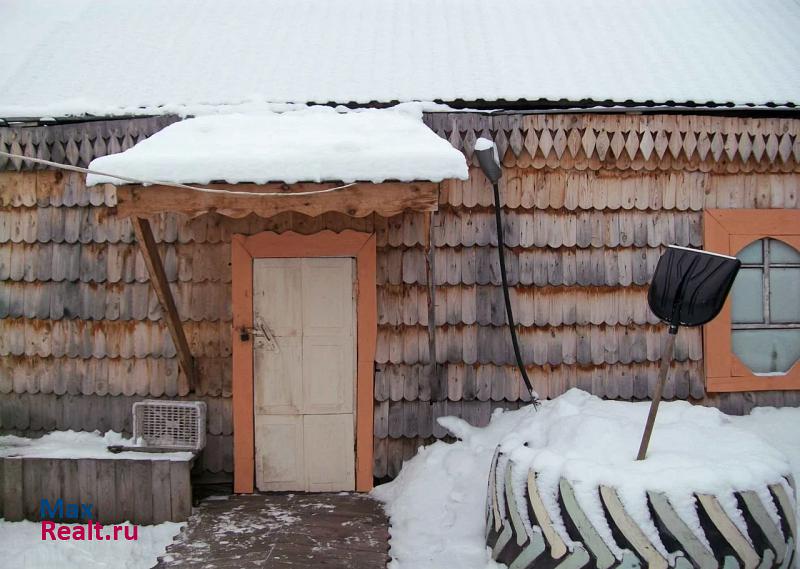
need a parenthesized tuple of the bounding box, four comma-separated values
(423, 114, 800, 174)
(375, 323, 701, 367)
(0, 242, 231, 283)
(2, 112, 800, 481)
(0, 117, 180, 172)
(0, 393, 231, 434)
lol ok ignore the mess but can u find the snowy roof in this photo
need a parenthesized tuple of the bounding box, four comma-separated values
(2, 0, 799, 119)
(86, 108, 469, 185)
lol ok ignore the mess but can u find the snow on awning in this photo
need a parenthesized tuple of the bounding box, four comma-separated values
(87, 107, 468, 186)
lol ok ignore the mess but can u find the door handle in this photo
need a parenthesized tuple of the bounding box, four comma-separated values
(245, 318, 279, 351)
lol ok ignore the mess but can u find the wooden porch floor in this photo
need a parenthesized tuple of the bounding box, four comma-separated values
(155, 493, 390, 569)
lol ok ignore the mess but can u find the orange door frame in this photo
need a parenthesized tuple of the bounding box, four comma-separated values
(231, 230, 377, 493)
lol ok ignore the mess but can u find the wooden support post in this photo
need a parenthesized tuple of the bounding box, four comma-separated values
(425, 211, 445, 401)
(132, 216, 196, 389)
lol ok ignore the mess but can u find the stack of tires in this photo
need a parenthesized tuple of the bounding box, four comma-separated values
(486, 449, 797, 569)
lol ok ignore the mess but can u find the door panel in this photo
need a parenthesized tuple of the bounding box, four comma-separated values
(254, 336, 302, 414)
(253, 257, 356, 492)
(253, 259, 302, 337)
(304, 414, 355, 492)
(302, 336, 353, 414)
(254, 414, 305, 491)
(301, 259, 354, 337)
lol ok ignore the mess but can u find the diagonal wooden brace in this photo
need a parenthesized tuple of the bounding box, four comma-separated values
(132, 216, 196, 390)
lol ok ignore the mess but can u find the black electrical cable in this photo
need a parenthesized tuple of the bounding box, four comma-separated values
(491, 181, 540, 406)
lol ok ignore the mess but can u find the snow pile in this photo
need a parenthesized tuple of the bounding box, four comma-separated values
(86, 107, 468, 186)
(0, 520, 183, 569)
(0, 430, 193, 461)
(731, 407, 800, 487)
(372, 405, 536, 568)
(373, 389, 800, 569)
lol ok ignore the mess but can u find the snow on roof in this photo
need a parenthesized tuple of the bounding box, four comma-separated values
(2, 0, 799, 118)
(86, 107, 469, 185)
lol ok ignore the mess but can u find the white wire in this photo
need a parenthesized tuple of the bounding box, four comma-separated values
(0, 150, 356, 197)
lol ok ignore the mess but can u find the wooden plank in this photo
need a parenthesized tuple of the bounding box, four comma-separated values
(23, 457, 42, 521)
(61, 459, 81, 520)
(425, 212, 438, 389)
(154, 493, 389, 569)
(95, 459, 117, 524)
(709, 208, 800, 236)
(0, 458, 3, 517)
(2, 458, 23, 521)
(133, 460, 154, 525)
(356, 234, 377, 491)
(116, 182, 440, 218)
(132, 216, 196, 389)
(77, 458, 98, 523)
(40, 458, 62, 521)
(151, 460, 173, 524)
(115, 460, 135, 523)
(231, 235, 255, 494)
(169, 460, 192, 522)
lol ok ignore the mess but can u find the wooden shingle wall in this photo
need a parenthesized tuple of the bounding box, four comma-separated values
(2, 113, 800, 480)
(0, 117, 180, 171)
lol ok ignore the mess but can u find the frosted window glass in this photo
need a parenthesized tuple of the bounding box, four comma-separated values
(771, 240, 800, 264)
(770, 268, 800, 323)
(730, 268, 763, 323)
(736, 240, 762, 264)
(732, 329, 800, 374)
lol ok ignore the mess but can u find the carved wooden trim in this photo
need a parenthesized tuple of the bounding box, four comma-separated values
(0, 116, 179, 171)
(425, 113, 800, 173)
(115, 182, 439, 218)
(5, 113, 798, 174)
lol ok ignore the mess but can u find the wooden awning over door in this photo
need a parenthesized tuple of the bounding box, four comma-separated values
(113, 180, 439, 392)
(114, 181, 440, 218)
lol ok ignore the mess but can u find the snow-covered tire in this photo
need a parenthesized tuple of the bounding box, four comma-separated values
(486, 449, 797, 569)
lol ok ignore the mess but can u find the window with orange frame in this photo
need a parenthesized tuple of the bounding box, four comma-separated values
(703, 209, 800, 392)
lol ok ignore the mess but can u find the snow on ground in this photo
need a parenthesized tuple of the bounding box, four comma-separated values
(373, 389, 800, 569)
(86, 106, 468, 186)
(0, 519, 183, 569)
(372, 405, 536, 569)
(0, 430, 193, 461)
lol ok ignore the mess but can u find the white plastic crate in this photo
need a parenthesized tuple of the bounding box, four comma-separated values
(132, 400, 207, 451)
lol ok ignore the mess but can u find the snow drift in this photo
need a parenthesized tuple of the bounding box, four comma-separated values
(373, 389, 800, 569)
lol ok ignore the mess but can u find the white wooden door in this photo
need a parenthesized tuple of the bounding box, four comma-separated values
(253, 257, 356, 492)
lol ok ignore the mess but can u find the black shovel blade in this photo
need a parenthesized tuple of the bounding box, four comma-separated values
(648, 245, 741, 327)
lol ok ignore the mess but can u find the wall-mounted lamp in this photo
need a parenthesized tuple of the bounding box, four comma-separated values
(475, 137, 538, 406)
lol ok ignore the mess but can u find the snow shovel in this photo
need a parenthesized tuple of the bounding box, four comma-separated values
(636, 245, 741, 460)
